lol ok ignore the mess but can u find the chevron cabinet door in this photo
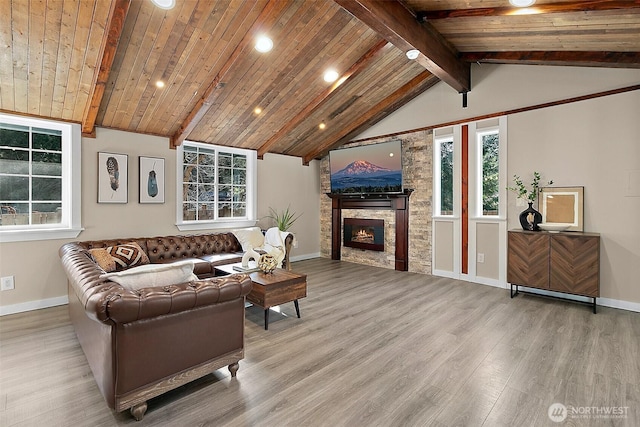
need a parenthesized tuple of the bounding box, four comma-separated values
(550, 234, 600, 297)
(507, 231, 550, 288)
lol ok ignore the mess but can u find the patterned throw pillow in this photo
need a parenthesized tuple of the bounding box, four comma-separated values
(90, 242, 150, 272)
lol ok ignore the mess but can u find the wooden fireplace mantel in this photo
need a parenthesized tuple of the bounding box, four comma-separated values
(327, 190, 413, 271)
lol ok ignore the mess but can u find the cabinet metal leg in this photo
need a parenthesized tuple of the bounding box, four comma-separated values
(593, 297, 597, 314)
(264, 309, 269, 330)
(510, 284, 519, 298)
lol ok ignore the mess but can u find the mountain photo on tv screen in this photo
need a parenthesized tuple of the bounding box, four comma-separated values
(329, 140, 402, 195)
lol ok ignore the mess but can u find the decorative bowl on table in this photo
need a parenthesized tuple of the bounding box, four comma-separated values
(538, 223, 570, 232)
(258, 254, 278, 273)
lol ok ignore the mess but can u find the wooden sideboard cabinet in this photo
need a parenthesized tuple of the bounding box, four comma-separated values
(507, 230, 600, 313)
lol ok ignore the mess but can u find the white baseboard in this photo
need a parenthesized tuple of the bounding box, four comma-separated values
(432, 269, 458, 279)
(290, 252, 321, 262)
(472, 276, 504, 289)
(597, 296, 640, 313)
(432, 270, 504, 289)
(0, 295, 69, 317)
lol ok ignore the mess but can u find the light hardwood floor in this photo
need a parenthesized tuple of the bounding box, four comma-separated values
(1, 258, 639, 426)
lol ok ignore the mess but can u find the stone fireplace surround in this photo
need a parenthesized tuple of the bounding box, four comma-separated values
(319, 130, 433, 275)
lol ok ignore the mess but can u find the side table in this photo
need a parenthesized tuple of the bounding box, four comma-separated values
(214, 264, 307, 330)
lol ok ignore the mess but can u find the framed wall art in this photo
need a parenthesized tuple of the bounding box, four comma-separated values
(98, 152, 128, 203)
(139, 156, 165, 203)
(539, 186, 584, 231)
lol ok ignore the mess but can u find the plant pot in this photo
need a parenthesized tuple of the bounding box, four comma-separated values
(519, 202, 542, 231)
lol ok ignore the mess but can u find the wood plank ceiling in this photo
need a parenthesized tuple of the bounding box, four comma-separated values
(1, 0, 639, 163)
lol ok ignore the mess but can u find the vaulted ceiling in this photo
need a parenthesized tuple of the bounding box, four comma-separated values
(1, 0, 639, 164)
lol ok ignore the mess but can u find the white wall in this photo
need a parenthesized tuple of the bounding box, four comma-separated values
(256, 153, 321, 258)
(359, 64, 640, 139)
(357, 64, 640, 306)
(0, 128, 321, 314)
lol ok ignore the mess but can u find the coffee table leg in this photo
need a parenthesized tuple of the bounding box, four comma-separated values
(264, 309, 269, 330)
(294, 300, 301, 318)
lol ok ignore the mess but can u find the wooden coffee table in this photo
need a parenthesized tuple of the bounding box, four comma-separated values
(215, 264, 307, 330)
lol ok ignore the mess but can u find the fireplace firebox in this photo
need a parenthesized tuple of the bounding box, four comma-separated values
(343, 218, 384, 251)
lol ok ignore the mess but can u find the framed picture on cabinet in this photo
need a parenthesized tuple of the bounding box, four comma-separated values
(98, 152, 128, 203)
(139, 156, 165, 203)
(539, 186, 584, 231)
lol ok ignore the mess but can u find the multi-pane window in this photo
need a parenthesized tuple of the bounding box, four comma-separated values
(180, 142, 253, 223)
(435, 137, 454, 215)
(478, 129, 500, 216)
(0, 124, 63, 226)
(0, 113, 81, 242)
(217, 151, 247, 218)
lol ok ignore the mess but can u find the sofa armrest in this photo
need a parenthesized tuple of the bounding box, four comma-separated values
(283, 233, 294, 270)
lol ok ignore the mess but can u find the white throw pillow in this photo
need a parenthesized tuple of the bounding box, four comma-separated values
(232, 227, 265, 251)
(101, 260, 197, 291)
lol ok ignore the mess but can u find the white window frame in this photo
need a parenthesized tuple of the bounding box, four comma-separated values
(176, 141, 257, 231)
(433, 133, 455, 217)
(470, 119, 507, 220)
(0, 113, 82, 243)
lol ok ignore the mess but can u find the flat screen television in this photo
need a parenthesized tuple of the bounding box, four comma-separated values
(329, 140, 402, 194)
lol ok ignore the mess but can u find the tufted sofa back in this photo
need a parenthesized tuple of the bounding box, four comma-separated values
(145, 233, 242, 262)
(76, 233, 242, 263)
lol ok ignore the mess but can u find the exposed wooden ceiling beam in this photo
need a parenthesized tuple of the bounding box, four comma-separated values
(334, 0, 470, 93)
(302, 71, 438, 165)
(82, 0, 131, 136)
(256, 39, 390, 159)
(462, 51, 640, 68)
(419, 0, 640, 20)
(170, 0, 288, 148)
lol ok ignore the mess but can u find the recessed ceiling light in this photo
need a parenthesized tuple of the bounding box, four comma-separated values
(323, 70, 339, 83)
(155, 80, 165, 88)
(509, 0, 535, 6)
(406, 49, 420, 60)
(150, 0, 175, 10)
(254, 107, 262, 115)
(255, 35, 273, 53)
(319, 122, 326, 130)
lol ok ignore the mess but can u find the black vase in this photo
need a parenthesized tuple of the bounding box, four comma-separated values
(519, 202, 542, 231)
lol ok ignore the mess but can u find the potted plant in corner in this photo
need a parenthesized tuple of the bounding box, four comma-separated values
(508, 171, 553, 231)
(267, 205, 302, 232)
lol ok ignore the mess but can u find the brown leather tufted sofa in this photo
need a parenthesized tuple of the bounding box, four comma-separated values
(59, 232, 267, 421)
